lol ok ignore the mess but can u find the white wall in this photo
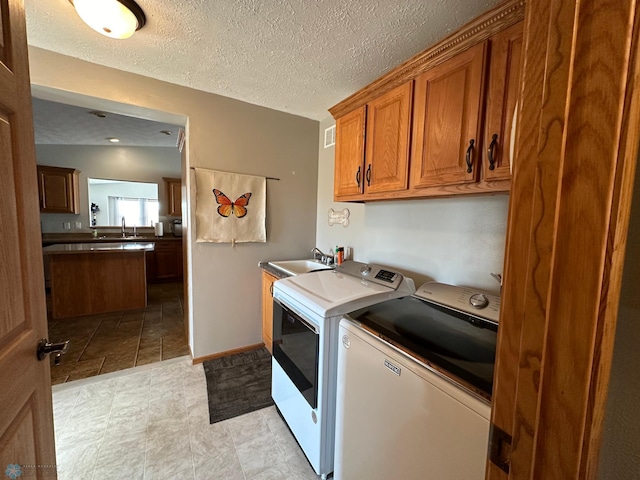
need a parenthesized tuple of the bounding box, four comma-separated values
(30, 47, 319, 359)
(597, 154, 640, 478)
(315, 117, 509, 294)
(37, 145, 178, 232)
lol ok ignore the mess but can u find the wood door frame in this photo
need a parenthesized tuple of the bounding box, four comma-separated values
(489, 0, 640, 478)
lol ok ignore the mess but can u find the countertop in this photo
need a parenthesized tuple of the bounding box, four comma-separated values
(43, 242, 156, 255)
(42, 234, 181, 246)
(258, 261, 292, 279)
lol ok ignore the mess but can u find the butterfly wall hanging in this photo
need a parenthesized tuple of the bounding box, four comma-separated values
(213, 188, 252, 218)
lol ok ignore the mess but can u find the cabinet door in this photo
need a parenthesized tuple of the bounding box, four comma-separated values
(483, 22, 523, 181)
(410, 43, 486, 189)
(364, 82, 413, 194)
(334, 106, 366, 198)
(165, 178, 182, 216)
(37, 165, 80, 213)
(154, 242, 179, 280)
(261, 271, 278, 353)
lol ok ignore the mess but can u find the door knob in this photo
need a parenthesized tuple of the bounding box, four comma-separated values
(37, 339, 70, 365)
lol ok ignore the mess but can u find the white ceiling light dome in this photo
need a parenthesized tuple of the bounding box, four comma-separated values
(70, 0, 146, 40)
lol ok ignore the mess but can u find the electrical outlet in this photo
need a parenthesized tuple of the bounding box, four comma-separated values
(63, 222, 71, 230)
(75, 221, 82, 230)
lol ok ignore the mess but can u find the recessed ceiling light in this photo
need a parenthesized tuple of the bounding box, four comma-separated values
(70, 0, 146, 40)
(160, 130, 173, 136)
(89, 111, 107, 118)
(106, 137, 120, 143)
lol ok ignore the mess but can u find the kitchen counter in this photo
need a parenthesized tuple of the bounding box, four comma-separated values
(43, 242, 155, 254)
(45, 242, 152, 319)
(42, 234, 181, 246)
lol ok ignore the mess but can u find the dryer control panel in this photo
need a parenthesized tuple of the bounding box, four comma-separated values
(414, 282, 501, 324)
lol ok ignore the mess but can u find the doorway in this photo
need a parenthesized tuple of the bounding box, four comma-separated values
(32, 90, 191, 384)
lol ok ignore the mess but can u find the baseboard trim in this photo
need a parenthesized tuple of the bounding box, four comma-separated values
(192, 343, 265, 364)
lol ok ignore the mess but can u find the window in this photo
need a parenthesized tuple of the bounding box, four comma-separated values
(108, 196, 159, 226)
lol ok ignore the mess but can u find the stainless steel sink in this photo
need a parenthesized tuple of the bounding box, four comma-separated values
(268, 259, 334, 276)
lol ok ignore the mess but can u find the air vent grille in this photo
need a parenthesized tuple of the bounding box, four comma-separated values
(324, 125, 336, 148)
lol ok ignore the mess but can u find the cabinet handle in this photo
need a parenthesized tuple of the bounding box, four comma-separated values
(466, 139, 475, 174)
(488, 134, 498, 171)
(366, 164, 372, 186)
(355, 166, 361, 186)
(269, 284, 274, 296)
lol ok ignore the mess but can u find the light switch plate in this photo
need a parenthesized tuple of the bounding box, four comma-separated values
(75, 221, 82, 229)
(63, 222, 71, 230)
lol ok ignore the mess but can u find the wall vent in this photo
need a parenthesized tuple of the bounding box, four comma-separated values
(324, 125, 336, 148)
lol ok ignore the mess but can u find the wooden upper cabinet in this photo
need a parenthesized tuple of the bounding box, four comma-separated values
(37, 165, 80, 214)
(164, 177, 182, 216)
(410, 42, 487, 189)
(483, 22, 524, 181)
(364, 82, 413, 195)
(334, 107, 366, 198)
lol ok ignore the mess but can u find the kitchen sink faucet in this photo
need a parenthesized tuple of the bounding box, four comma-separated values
(121, 216, 126, 238)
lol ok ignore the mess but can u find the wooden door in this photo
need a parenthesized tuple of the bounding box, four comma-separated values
(411, 42, 486, 188)
(261, 271, 277, 353)
(487, 0, 640, 478)
(334, 106, 365, 199)
(483, 22, 523, 182)
(364, 82, 413, 195)
(0, 0, 58, 477)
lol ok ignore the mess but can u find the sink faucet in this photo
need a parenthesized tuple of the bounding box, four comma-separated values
(312, 247, 334, 266)
(121, 216, 126, 238)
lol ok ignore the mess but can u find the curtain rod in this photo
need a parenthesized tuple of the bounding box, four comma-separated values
(189, 166, 279, 181)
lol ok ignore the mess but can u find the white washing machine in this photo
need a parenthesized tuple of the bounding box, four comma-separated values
(334, 281, 500, 480)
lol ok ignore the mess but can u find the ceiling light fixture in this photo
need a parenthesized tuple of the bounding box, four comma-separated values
(70, 0, 146, 40)
(106, 137, 120, 143)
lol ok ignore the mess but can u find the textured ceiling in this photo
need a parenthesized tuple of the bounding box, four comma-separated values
(32, 98, 181, 146)
(25, 0, 501, 121)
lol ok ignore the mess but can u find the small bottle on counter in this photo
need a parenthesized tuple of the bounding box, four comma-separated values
(336, 246, 344, 265)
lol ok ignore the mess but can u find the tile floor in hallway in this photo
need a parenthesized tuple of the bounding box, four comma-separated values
(52, 356, 320, 480)
(48, 282, 190, 385)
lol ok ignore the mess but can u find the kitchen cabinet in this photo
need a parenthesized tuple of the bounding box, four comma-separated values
(164, 177, 182, 217)
(334, 107, 366, 198)
(482, 21, 523, 181)
(146, 239, 183, 282)
(329, 1, 525, 202)
(37, 165, 80, 213)
(261, 270, 278, 353)
(334, 83, 413, 201)
(410, 43, 486, 189)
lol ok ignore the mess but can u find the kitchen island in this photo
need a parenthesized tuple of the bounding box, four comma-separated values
(43, 242, 155, 319)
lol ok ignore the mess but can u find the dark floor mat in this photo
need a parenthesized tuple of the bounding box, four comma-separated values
(203, 347, 274, 424)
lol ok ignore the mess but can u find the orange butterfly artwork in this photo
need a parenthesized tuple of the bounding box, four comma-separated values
(212, 189, 252, 218)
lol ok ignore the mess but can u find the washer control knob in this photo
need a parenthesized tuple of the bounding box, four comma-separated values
(360, 265, 372, 276)
(469, 293, 489, 309)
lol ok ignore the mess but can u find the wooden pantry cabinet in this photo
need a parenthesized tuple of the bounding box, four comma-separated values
(330, 0, 525, 202)
(261, 270, 278, 353)
(37, 165, 80, 213)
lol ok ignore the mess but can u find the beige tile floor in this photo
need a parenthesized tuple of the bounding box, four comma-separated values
(52, 356, 320, 480)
